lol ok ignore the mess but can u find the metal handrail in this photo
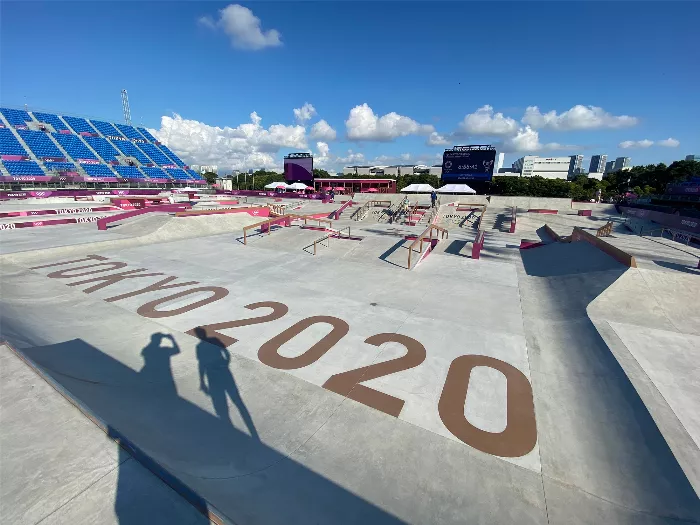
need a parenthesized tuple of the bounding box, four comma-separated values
(407, 224, 449, 268)
(351, 201, 372, 220)
(242, 213, 333, 244)
(310, 226, 351, 255)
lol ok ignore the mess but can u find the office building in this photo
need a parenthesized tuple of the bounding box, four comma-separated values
(605, 161, 615, 173)
(613, 157, 631, 171)
(512, 156, 572, 179)
(686, 155, 700, 162)
(589, 154, 607, 174)
(569, 155, 583, 176)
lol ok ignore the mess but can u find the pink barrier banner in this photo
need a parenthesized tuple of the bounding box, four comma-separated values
(620, 206, 700, 235)
(59, 129, 72, 134)
(77, 158, 100, 165)
(41, 157, 67, 162)
(1, 155, 29, 161)
(0, 215, 106, 230)
(0, 176, 57, 182)
(97, 203, 192, 230)
(0, 206, 117, 218)
(148, 178, 170, 183)
(219, 190, 322, 200)
(68, 176, 120, 182)
(0, 189, 165, 200)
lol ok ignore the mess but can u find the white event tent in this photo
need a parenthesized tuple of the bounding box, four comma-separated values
(436, 184, 476, 194)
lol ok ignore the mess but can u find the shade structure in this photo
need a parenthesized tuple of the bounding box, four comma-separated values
(287, 182, 311, 190)
(437, 184, 476, 194)
(366, 188, 379, 192)
(264, 182, 288, 189)
(401, 183, 436, 193)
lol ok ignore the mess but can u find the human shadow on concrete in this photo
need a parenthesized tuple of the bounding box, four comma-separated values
(194, 327, 259, 440)
(20, 337, 407, 525)
(653, 259, 700, 275)
(518, 244, 700, 522)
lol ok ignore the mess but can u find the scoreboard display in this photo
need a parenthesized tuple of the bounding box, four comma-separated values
(441, 146, 496, 182)
(284, 153, 313, 182)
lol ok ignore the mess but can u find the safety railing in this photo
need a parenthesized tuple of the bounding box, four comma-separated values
(242, 213, 334, 244)
(309, 226, 351, 255)
(407, 224, 449, 268)
(351, 201, 372, 221)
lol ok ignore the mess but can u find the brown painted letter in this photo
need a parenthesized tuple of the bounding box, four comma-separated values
(258, 316, 349, 370)
(136, 287, 229, 318)
(438, 355, 537, 458)
(323, 333, 426, 417)
(105, 276, 199, 302)
(66, 269, 165, 293)
(29, 254, 108, 270)
(186, 301, 288, 348)
(47, 262, 128, 279)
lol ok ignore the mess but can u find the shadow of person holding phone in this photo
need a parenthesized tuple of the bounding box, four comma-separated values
(139, 333, 180, 395)
(194, 327, 260, 441)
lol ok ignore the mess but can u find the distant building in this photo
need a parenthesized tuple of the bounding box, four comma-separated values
(613, 157, 631, 171)
(429, 165, 442, 176)
(589, 154, 607, 174)
(512, 156, 571, 180)
(686, 154, 700, 162)
(569, 155, 583, 176)
(605, 160, 615, 173)
(496, 152, 505, 173)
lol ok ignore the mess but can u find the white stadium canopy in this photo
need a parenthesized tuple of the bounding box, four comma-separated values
(437, 184, 476, 194)
(264, 182, 289, 189)
(400, 183, 436, 193)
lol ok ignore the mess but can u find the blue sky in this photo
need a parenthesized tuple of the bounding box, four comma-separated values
(1, 1, 698, 173)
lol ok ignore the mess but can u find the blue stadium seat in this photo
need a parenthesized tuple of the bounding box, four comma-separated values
(186, 169, 204, 180)
(166, 168, 189, 181)
(32, 112, 69, 131)
(90, 120, 123, 137)
(114, 165, 145, 179)
(115, 124, 143, 140)
(0, 128, 29, 156)
(0, 108, 31, 127)
(3, 160, 44, 175)
(110, 139, 152, 165)
(63, 116, 97, 134)
(137, 127, 157, 142)
(53, 133, 97, 160)
(141, 166, 171, 179)
(157, 144, 186, 167)
(82, 135, 119, 162)
(81, 163, 115, 177)
(45, 161, 76, 172)
(17, 129, 64, 159)
(138, 143, 173, 166)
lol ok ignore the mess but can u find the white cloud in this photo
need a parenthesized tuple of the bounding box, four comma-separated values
(458, 105, 518, 136)
(293, 103, 316, 124)
(522, 105, 638, 130)
(427, 131, 450, 146)
(149, 112, 306, 170)
(657, 137, 680, 148)
(345, 103, 434, 142)
(337, 149, 366, 164)
(309, 119, 337, 141)
(199, 4, 281, 50)
(501, 126, 573, 153)
(619, 139, 654, 149)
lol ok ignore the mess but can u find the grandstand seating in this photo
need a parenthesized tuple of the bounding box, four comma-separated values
(138, 143, 173, 166)
(52, 133, 97, 160)
(0, 128, 29, 156)
(3, 160, 44, 175)
(81, 163, 115, 177)
(90, 120, 122, 137)
(63, 116, 97, 135)
(186, 169, 204, 180)
(114, 165, 145, 179)
(44, 161, 76, 172)
(115, 124, 142, 140)
(158, 144, 186, 167)
(17, 130, 64, 159)
(82, 135, 119, 162)
(137, 127, 157, 142)
(166, 168, 190, 181)
(110, 139, 152, 165)
(141, 166, 171, 180)
(32, 112, 69, 131)
(0, 108, 31, 127)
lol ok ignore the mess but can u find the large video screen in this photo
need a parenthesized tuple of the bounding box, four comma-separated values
(441, 148, 496, 182)
(284, 156, 313, 182)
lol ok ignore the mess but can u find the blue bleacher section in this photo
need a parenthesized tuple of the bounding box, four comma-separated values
(110, 139, 151, 165)
(0, 128, 28, 156)
(157, 144, 186, 167)
(166, 168, 189, 181)
(0, 108, 31, 127)
(90, 120, 122, 137)
(32, 112, 69, 131)
(17, 129, 64, 159)
(186, 169, 204, 180)
(115, 124, 142, 140)
(3, 160, 44, 175)
(81, 163, 115, 177)
(114, 165, 145, 179)
(63, 116, 97, 134)
(141, 167, 170, 180)
(138, 143, 173, 166)
(53, 133, 97, 160)
(137, 127, 157, 142)
(82, 135, 119, 162)
(44, 161, 76, 172)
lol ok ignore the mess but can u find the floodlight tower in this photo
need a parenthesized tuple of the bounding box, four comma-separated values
(121, 89, 132, 125)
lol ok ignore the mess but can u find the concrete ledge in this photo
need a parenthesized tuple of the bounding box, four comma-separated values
(571, 227, 637, 267)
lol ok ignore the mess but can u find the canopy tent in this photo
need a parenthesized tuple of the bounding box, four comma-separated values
(287, 182, 312, 191)
(436, 184, 476, 194)
(400, 183, 436, 193)
(264, 182, 288, 189)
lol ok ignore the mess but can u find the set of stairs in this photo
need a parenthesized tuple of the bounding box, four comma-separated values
(1, 115, 51, 177)
(47, 134, 89, 177)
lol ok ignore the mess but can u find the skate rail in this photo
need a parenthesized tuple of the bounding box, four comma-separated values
(407, 224, 448, 268)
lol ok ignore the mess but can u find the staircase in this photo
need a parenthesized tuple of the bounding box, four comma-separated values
(6, 125, 51, 176)
(47, 134, 89, 177)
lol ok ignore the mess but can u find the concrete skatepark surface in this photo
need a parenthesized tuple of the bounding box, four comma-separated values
(1, 196, 699, 524)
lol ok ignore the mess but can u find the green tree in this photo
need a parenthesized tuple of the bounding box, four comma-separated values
(202, 171, 217, 184)
(313, 168, 330, 178)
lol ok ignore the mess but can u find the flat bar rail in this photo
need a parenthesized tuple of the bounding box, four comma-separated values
(242, 213, 334, 245)
(407, 224, 449, 268)
(310, 226, 351, 255)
